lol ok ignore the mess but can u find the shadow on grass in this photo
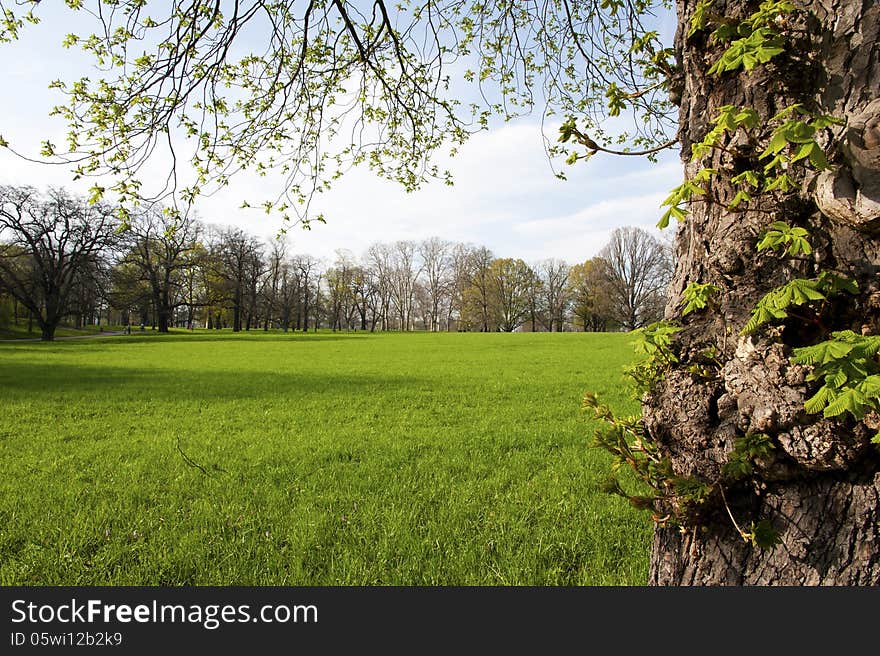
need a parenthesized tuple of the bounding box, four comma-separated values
(0, 331, 370, 351)
(118, 332, 371, 345)
(0, 360, 421, 402)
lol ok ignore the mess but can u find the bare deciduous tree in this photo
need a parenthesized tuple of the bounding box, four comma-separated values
(0, 186, 118, 340)
(122, 205, 202, 332)
(598, 227, 671, 331)
(537, 259, 571, 332)
(419, 237, 452, 332)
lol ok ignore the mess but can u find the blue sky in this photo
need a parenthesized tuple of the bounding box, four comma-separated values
(0, 3, 682, 264)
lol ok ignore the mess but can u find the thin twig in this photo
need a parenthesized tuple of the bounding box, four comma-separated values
(176, 436, 213, 477)
(718, 485, 750, 541)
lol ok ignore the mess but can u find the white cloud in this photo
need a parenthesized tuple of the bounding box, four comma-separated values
(514, 192, 668, 237)
(511, 191, 669, 262)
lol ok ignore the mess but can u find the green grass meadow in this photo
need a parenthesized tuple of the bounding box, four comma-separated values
(0, 330, 650, 585)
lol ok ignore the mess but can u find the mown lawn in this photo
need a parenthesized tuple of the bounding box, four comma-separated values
(0, 330, 651, 585)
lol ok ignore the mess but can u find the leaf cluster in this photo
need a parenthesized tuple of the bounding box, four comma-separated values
(757, 221, 812, 256)
(690, 1, 794, 76)
(658, 168, 715, 228)
(587, 392, 779, 534)
(625, 320, 681, 393)
(793, 332, 880, 438)
(708, 27, 785, 75)
(681, 281, 720, 316)
(658, 99, 840, 227)
(760, 107, 843, 171)
(690, 105, 760, 161)
(584, 392, 710, 523)
(687, 346, 723, 381)
(747, 519, 781, 549)
(741, 272, 858, 335)
(723, 433, 774, 479)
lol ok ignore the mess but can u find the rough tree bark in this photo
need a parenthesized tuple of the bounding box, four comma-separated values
(646, 0, 880, 584)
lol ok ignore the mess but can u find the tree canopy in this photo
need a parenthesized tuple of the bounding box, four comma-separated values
(0, 1, 676, 222)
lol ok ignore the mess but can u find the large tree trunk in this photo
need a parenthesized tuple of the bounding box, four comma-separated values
(233, 287, 242, 332)
(157, 279, 172, 333)
(647, 0, 880, 584)
(40, 295, 61, 341)
(156, 298, 170, 333)
(39, 321, 56, 341)
(301, 287, 309, 332)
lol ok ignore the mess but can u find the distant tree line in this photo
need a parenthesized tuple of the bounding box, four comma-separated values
(0, 186, 673, 340)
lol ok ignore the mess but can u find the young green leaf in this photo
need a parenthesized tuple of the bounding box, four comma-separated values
(681, 282, 720, 316)
(749, 519, 781, 549)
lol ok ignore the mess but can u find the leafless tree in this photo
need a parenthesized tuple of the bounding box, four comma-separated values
(294, 254, 321, 332)
(210, 227, 264, 332)
(260, 237, 289, 330)
(365, 243, 394, 331)
(0, 186, 118, 340)
(388, 240, 422, 331)
(598, 227, 671, 331)
(122, 204, 203, 332)
(537, 259, 571, 332)
(419, 236, 452, 331)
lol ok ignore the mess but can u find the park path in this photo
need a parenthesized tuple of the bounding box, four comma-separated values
(0, 330, 129, 343)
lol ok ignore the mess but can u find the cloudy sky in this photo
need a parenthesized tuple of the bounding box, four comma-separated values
(0, 4, 682, 265)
